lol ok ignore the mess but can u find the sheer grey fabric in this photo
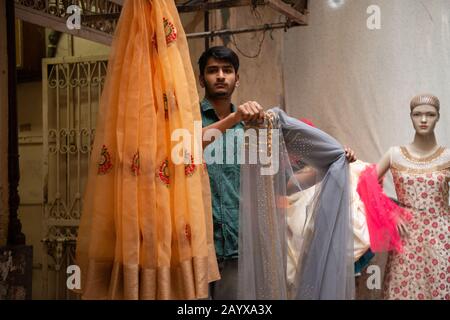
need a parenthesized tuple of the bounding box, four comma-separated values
(237, 108, 355, 300)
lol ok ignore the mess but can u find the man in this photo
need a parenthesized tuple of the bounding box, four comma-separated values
(198, 46, 356, 299)
(198, 46, 262, 300)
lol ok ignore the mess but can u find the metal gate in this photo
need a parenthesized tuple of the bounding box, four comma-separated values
(42, 55, 107, 299)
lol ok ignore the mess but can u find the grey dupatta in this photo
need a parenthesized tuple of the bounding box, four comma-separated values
(237, 108, 355, 300)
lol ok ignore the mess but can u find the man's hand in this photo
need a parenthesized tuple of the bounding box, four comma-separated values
(344, 147, 357, 163)
(234, 101, 265, 124)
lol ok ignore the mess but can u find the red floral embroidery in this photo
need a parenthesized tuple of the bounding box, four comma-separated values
(184, 154, 196, 177)
(163, 17, 177, 45)
(98, 145, 113, 175)
(185, 224, 192, 243)
(158, 159, 170, 186)
(131, 151, 140, 176)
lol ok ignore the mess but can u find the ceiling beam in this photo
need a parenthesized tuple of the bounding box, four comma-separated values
(15, 5, 114, 46)
(266, 0, 307, 25)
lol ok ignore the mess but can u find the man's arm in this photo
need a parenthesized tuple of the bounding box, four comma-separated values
(202, 101, 264, 149)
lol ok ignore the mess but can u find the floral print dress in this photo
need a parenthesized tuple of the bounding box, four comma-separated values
(384, 146, 450, 300)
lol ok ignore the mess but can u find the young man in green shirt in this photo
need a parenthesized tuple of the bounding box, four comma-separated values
(198, 46, 263, 300)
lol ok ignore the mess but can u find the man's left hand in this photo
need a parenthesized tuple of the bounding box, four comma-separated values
(344, 147, 357, 163)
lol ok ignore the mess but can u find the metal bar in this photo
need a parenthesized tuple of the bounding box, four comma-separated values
(81, 12, 120, 22)
(41, 55, 109, 65)
(204, 0, 209, 50)
(56, 66, 60, 220)
(46, 219, 80, 227)
(77, 63, 81, 219)
(42, 58, 50, 301)
(186, 22, 300, 39)
(177, 0, 266, 13)
(88, 62, 92, 161)
(66, 63, 71, 215)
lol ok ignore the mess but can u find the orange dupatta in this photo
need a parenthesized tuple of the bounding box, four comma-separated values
(75, 0, 219, 300)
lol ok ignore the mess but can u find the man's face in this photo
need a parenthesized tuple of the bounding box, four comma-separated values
(200, 58, 239, 99)
(410, 104, 440, 136)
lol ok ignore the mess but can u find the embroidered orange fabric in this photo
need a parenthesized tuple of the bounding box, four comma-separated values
(75, 0, 219, 300)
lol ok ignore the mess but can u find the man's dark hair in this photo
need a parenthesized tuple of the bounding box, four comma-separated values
(198, 46, 240, 75)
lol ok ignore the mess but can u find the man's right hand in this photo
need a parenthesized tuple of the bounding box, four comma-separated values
(234, 101, 265, 123)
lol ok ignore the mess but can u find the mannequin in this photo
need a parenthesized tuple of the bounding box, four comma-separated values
(376, 94, 449, 300)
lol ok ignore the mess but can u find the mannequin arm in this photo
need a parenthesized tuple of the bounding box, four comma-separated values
(376, 149, 391, 181)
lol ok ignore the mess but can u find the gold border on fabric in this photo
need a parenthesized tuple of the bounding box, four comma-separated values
(400, 146, 446, 164)
(391, 161, 450, 175)
(80, 255, 216, 300)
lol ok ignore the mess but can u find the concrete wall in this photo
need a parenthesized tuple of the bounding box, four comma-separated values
(183, 6, 285, 109)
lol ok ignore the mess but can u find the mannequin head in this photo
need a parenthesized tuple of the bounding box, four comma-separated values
(410, 103, 440, 136)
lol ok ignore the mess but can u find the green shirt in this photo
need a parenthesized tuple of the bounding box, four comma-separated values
(200, 98, 244, 260)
